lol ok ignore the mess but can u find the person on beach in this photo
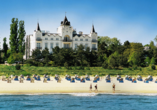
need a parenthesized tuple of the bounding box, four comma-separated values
(90, 84, 92, 91)
(112, 83, 115, 92)
(95, 84, 98, 91)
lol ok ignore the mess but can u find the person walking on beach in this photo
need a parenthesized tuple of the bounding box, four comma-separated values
(90, 84, 92, 91)
(112, 83, 115, 92)
(95, 84, 98, 92)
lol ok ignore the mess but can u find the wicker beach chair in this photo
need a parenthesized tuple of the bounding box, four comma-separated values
(2, 76, 6, 81)
(20, 77, 24, 83)
(137, 75, 142, 81)
(85, 75, 90, 81)
(117, 75, 121, 80)
(43, 78, 47, 83)
(30, 78, 34, 83)
(71, 78, 75, 83)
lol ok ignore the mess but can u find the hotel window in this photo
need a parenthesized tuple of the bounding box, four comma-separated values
(45, 38, 48, 40)
(51, 38, 53, 40)
(80, 39, 83, 41)
(75, 44, 78, 49)
(45, 43, 48, 48)
(56, 38, 59, 40)
(85, 44, 88, 49)
(51, 43, 53, 48)
(56, 43, 59, 47)
(37, 43, 40, 47)
(75, 39, 78, 41)
(92, 44, 96, 48)
(85, 39, 88, 41)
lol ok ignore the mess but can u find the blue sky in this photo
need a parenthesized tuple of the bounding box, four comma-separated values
(0, 0, 157, 47)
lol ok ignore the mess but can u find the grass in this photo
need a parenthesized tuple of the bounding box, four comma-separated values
(0, 64, 157, 77)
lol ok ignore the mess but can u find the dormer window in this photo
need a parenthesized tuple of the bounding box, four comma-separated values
(45, 38, 48, 40)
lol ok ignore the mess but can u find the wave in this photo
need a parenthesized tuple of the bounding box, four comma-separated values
(0, 93, 157, 96)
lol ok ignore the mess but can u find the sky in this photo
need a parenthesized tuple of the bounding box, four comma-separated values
(0, 0, 157, 48)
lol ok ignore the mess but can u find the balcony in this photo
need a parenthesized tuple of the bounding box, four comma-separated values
(36, 39, 42, 41)
(63, 39, 72, 42)
(36, 47, 42, 49)
(92, 48, 97, 50)
(92, 39, 97, 42)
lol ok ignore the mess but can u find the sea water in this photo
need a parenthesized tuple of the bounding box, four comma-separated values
(0, 93, 157, 110)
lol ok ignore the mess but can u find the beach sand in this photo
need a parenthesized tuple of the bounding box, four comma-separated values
(0, 76, 157, 94)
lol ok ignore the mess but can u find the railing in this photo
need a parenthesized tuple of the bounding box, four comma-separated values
(63, 39, 72, 42)
(36, 47, 42, 49)
(92, 39, 97, 42)
(36, 39, 42, 41)
(92, 48, 97, 50)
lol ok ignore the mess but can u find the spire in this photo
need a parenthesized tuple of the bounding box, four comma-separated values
(91, 24, 95, 33)
(36, 22, 41, 31)
(61, 16, 70, 25)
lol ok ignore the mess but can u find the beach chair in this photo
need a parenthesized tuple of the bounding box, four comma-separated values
(71, 78, 75, 83)
(128, 76, 132, 81)
(132, 78, 137, 83)
(19, 78, 24, 83)
(43, 78, 47, 83)
(57, 77, 61, 83)
(47, 76, 50, 81)
(2, 76, 6, 81)
(65, 75, 71, 81)
(117, 75, 121, 80)
(80, 78, 85, 83)
(95, 75, 100, 81)
(75, 75, 81, 80)
(155, 79, 157, 83)
(144, 78, 149, 83)
(85, 75, 90, 81)
(106, 75, 111, 83)
(137, 75, 143, 81)
(26, 75, 31, 81)
(125, 75, 129, 80)
(30, 78, 34, 83)
(7, 77, 11, 83)
(14, 75, 18, 81)
(93, 77, 98, 83)
(148, 75, 153, 81)
(33, 75, 37, 80)
(55, 74, 59, 81)
(36, 75, 41, 81)
(20, 74, 24, 79)
(119, 78, 123, 83)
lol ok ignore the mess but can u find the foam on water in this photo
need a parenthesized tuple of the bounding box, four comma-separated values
(0, 92, 157, 96)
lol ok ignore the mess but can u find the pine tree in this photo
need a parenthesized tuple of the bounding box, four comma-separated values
(3, 37, 8, 59)
(18, 20, 26, 54)
(9, 18, 18, 53)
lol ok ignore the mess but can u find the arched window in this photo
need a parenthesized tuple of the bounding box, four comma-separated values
(64, 35, 70, 41)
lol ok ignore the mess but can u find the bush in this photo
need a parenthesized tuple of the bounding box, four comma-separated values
(64, 62, 69, 69)
(38, 63, 43, 67)
(15, 64, 21, 70)
(48, 61, 55, 66)
(133, 65, 138, 70)
(151, 65, 156, 70)
(78, 66, 84, 70)
(102, 61, 108, 69)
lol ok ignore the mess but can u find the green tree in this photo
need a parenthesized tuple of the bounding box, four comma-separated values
(18, 20, 26, 54)
(144, 57, 150, 66)
(150, 57, 156, 65)
(42, 48, 49, 58)
(150, 41, 155, 49)
(76, 44, 85, 66)
(32, 49, 42, 61)
(3, 37, 8, 60)
(9, 18, 18, 53)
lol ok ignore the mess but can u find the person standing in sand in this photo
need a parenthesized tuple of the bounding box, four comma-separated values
(95, 84, 98, 92)
(112, 83, 115, 92)
(90, 84, 92, 91)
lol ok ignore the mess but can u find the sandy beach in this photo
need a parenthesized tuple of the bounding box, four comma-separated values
(0, 76, 157, 94)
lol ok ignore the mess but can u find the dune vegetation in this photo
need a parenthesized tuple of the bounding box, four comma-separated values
(0, 65, 157, 78)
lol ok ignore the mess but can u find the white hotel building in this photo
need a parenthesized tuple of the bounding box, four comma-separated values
(24, 16, 98, 59)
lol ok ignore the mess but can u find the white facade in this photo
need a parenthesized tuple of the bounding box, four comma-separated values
(24, 16, 98, 59)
